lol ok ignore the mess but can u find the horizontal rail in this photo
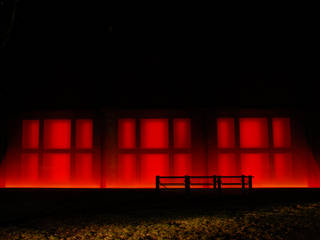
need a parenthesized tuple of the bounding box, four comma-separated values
(158, 176, 185, 179)
(160, 183, 185, 186)
(158, 176, 254, 179)
(222, 183, 243, 185)
(156, 175, 254, 191)
(190, 183, 214, 185)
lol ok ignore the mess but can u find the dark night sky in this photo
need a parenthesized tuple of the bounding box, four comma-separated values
(0, 1, 318, 112)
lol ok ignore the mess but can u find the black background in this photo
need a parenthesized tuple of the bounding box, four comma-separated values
(1, 1, 318, 112)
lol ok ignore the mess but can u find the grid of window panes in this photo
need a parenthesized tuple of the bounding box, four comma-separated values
(21, 119, 95, 187)
(215, 117, 292, 186)
(117, 118, 192, 187)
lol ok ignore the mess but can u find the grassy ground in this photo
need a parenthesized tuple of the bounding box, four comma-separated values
(1, 189, 320, 239)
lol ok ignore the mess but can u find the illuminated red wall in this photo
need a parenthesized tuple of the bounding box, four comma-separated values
(1, 113, 320, 188)
(1, 118, 99, 188)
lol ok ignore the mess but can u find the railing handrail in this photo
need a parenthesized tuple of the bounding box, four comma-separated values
(158, 175, 254, 179)
(156, 175, 254, 191)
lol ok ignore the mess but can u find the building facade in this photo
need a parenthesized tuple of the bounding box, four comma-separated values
(1, 108, 319, 188)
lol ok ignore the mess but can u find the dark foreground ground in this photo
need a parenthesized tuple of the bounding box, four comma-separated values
(1, 188, 320, 239)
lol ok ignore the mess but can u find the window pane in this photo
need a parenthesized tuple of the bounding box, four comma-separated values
(22, 120, 39, 149)
(240, 153, 270, 186)
(118, 119, 136, 149)
(140, 154, 169, 187)
(217, 118, 235, 148)
(140, 119, 168, 149)
(42, 153, 71, 183)
(76, 119, 93, 149)
(217, 153, 237, 176)
(44, 120, 71, 149)
(173, 153, 192, 176)
(21, 153, 39, 183)
(240, 118, 268, 148)
(173, 119, 191, 148)
(274, 153, 293, 184)
(272, 118, 291, 148)
(74, 153, 93, 181)
(118, 154, 137, 187)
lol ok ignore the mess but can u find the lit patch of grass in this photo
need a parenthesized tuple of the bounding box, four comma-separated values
(1, 202, 320, 239)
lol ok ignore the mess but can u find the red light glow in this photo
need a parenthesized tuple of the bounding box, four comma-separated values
(241, 153, 270, 187)
(140, 119, 168, 149)
(2, 115, 320, 189)
(173, 153, 192, 175)
(273, 153, 292, 183)
(217, 118, 235, 148)
(117, 154, 137, 186)
(20, 153, 39, 184)
(74, 153, 93, 182)
(22, 120, 39, 149)
(140, 154, 169, 187)
(272, 118, 291, 148)
(240, 118, 268, 148)
(42, 153, 71, 184)
(118, 119, 136, 149)
(44, 120, 71, 149)
(76, 119, 93, 149)
(217, 153, 237, 176)
(174, 119, 191, 148)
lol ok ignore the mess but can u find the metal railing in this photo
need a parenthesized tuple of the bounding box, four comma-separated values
(156, 175, 253, 191)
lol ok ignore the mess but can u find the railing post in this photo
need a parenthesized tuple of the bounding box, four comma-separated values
(241, 175, 245, 190)
(213, 175, 216, 190)
(217, 176, 222, 190)
(156, 175, 160, 191)
(248, 175, 253, 190)
(185, 175, 190, 192)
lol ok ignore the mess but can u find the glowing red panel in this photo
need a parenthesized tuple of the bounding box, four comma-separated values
(44, 120, 71, 149)
(217, 153, 237, 176)
(240, 118, 268, 148)
(22, 120, 39, 149)
(241, 153, 270, 186)
(74, 153, 93, 181)
(42, 153, 71, 183)
(118, 119, 136, 149)
(272, 118, 291, 148)
(173, 153, 192, 176)
(118, 154, 137, 186)
(217, 118, 235, 148)
(76, 119, 93, 149)
(173, 119, 191, 148)
(140, 154, 169, 187)
(20, 153, 39, 182)
(274, 153, 292, 181)
(140, 119, 168, 149)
